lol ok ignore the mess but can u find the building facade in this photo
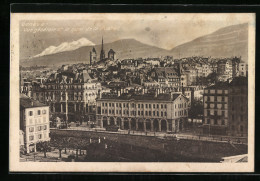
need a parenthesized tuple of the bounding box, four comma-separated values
(32, 70, 102, 123)
(202, 77, 248, 136)
(96, 93, 189, 133)
(20, 94, 50, 153)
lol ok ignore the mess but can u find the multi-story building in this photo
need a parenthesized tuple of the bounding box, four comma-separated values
(202, 77, 248, 136)
(238, 63, 248, 77)
(183, 66, 197, 86)
(96, 93, 189, 133)
(150, 67, 180, 88)
(32, 69, 102, 123)
(20, 94, 50, 153)
(228, 77, 248, 137)
(217, 59, 233, 81)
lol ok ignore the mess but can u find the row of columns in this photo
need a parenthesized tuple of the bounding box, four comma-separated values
(101, 117, 182, 132)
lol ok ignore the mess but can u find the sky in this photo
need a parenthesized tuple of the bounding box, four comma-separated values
(19, 13, 254, 59)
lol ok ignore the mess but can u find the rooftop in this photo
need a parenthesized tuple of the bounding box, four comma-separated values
(20, 94, 48, 109)
(99, 92, 186, 102)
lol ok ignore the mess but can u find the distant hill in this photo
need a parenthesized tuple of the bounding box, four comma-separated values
(20, 23, 249, 67)
(20, 39, 169, 67)
(169, 23, 248, 62)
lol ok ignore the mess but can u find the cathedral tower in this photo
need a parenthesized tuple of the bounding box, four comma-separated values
(100, 36, 105, 61)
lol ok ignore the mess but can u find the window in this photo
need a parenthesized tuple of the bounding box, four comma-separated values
(222, 120, 225, 125)
(109, 110, 111, 114)
(38, 134, 42, 139)
(38, 126, 41, 131)
(153, 111, 155, 116)
(149, 104, 151, 108)
(29, 136, 34, 141)
(43, 125, 47, 130)
(42, 110, 46, 114)
(109, 103, 111, 107)
(157, 111, 159, 116)
(138, 111, 140, 115)
(116, 103, 118, 107)
(141, 111, 143, 116)
(119, 103, 121, 108)
(214, 119, 217, 125)
(38, 110, 41, 115)
(29, 127, 34, 132)
(105, 103, 107, 107)
(126, 104, 129, 108)
(157, 104, 159, 109)
(207, 110, 210, 116)
(222, 111, 225, 116)
(165, 112, 167, 116)
(149, 111, 151, 116)
(146, 104, 148, 108)
(112, 110, 114, 114)
(207, 119, 210, 124)
(29, 111, 33, 116)
(123, 103, 125, 108)
(145, 111, 148, 116)
(153, 104, 155, 109)
(161, 111, 163, 116)
(165, 104, 167, 109)
(138, 104, 140, 108)
(222, 96, 225, 102)
(112, 103, 114, 107)
(161, 104, 163, 109)
(102, 103, 104, 107)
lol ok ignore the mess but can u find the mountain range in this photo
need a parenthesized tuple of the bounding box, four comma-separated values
(20, 23, 248, 67)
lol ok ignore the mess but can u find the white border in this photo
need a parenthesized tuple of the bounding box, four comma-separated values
(10, 13, 255, 172)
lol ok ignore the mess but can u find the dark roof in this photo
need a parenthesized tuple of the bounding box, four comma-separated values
(20, 94, 47, 109)
(99, 93, 186, 102)
(108, 49, 115, 54)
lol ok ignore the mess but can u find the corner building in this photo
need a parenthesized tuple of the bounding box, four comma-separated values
(20, 94, 50, 153)
(96, 93, 189, 132)
(203, 77, 248, 136)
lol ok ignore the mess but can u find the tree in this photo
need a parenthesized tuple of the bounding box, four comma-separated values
(189, 100, 203, 119)
(37, 141, 50, 158)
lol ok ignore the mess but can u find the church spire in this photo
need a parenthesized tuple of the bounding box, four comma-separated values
(100, 36, 105, 61)
(101, 36, 103, 51)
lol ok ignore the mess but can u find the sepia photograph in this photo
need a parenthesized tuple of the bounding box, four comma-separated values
(10, 13, 255, 172)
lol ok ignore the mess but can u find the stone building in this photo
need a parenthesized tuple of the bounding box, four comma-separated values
(32, 69, 102, 123)
(96, 93, 189, 133)
(20, 94, 50, 153)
